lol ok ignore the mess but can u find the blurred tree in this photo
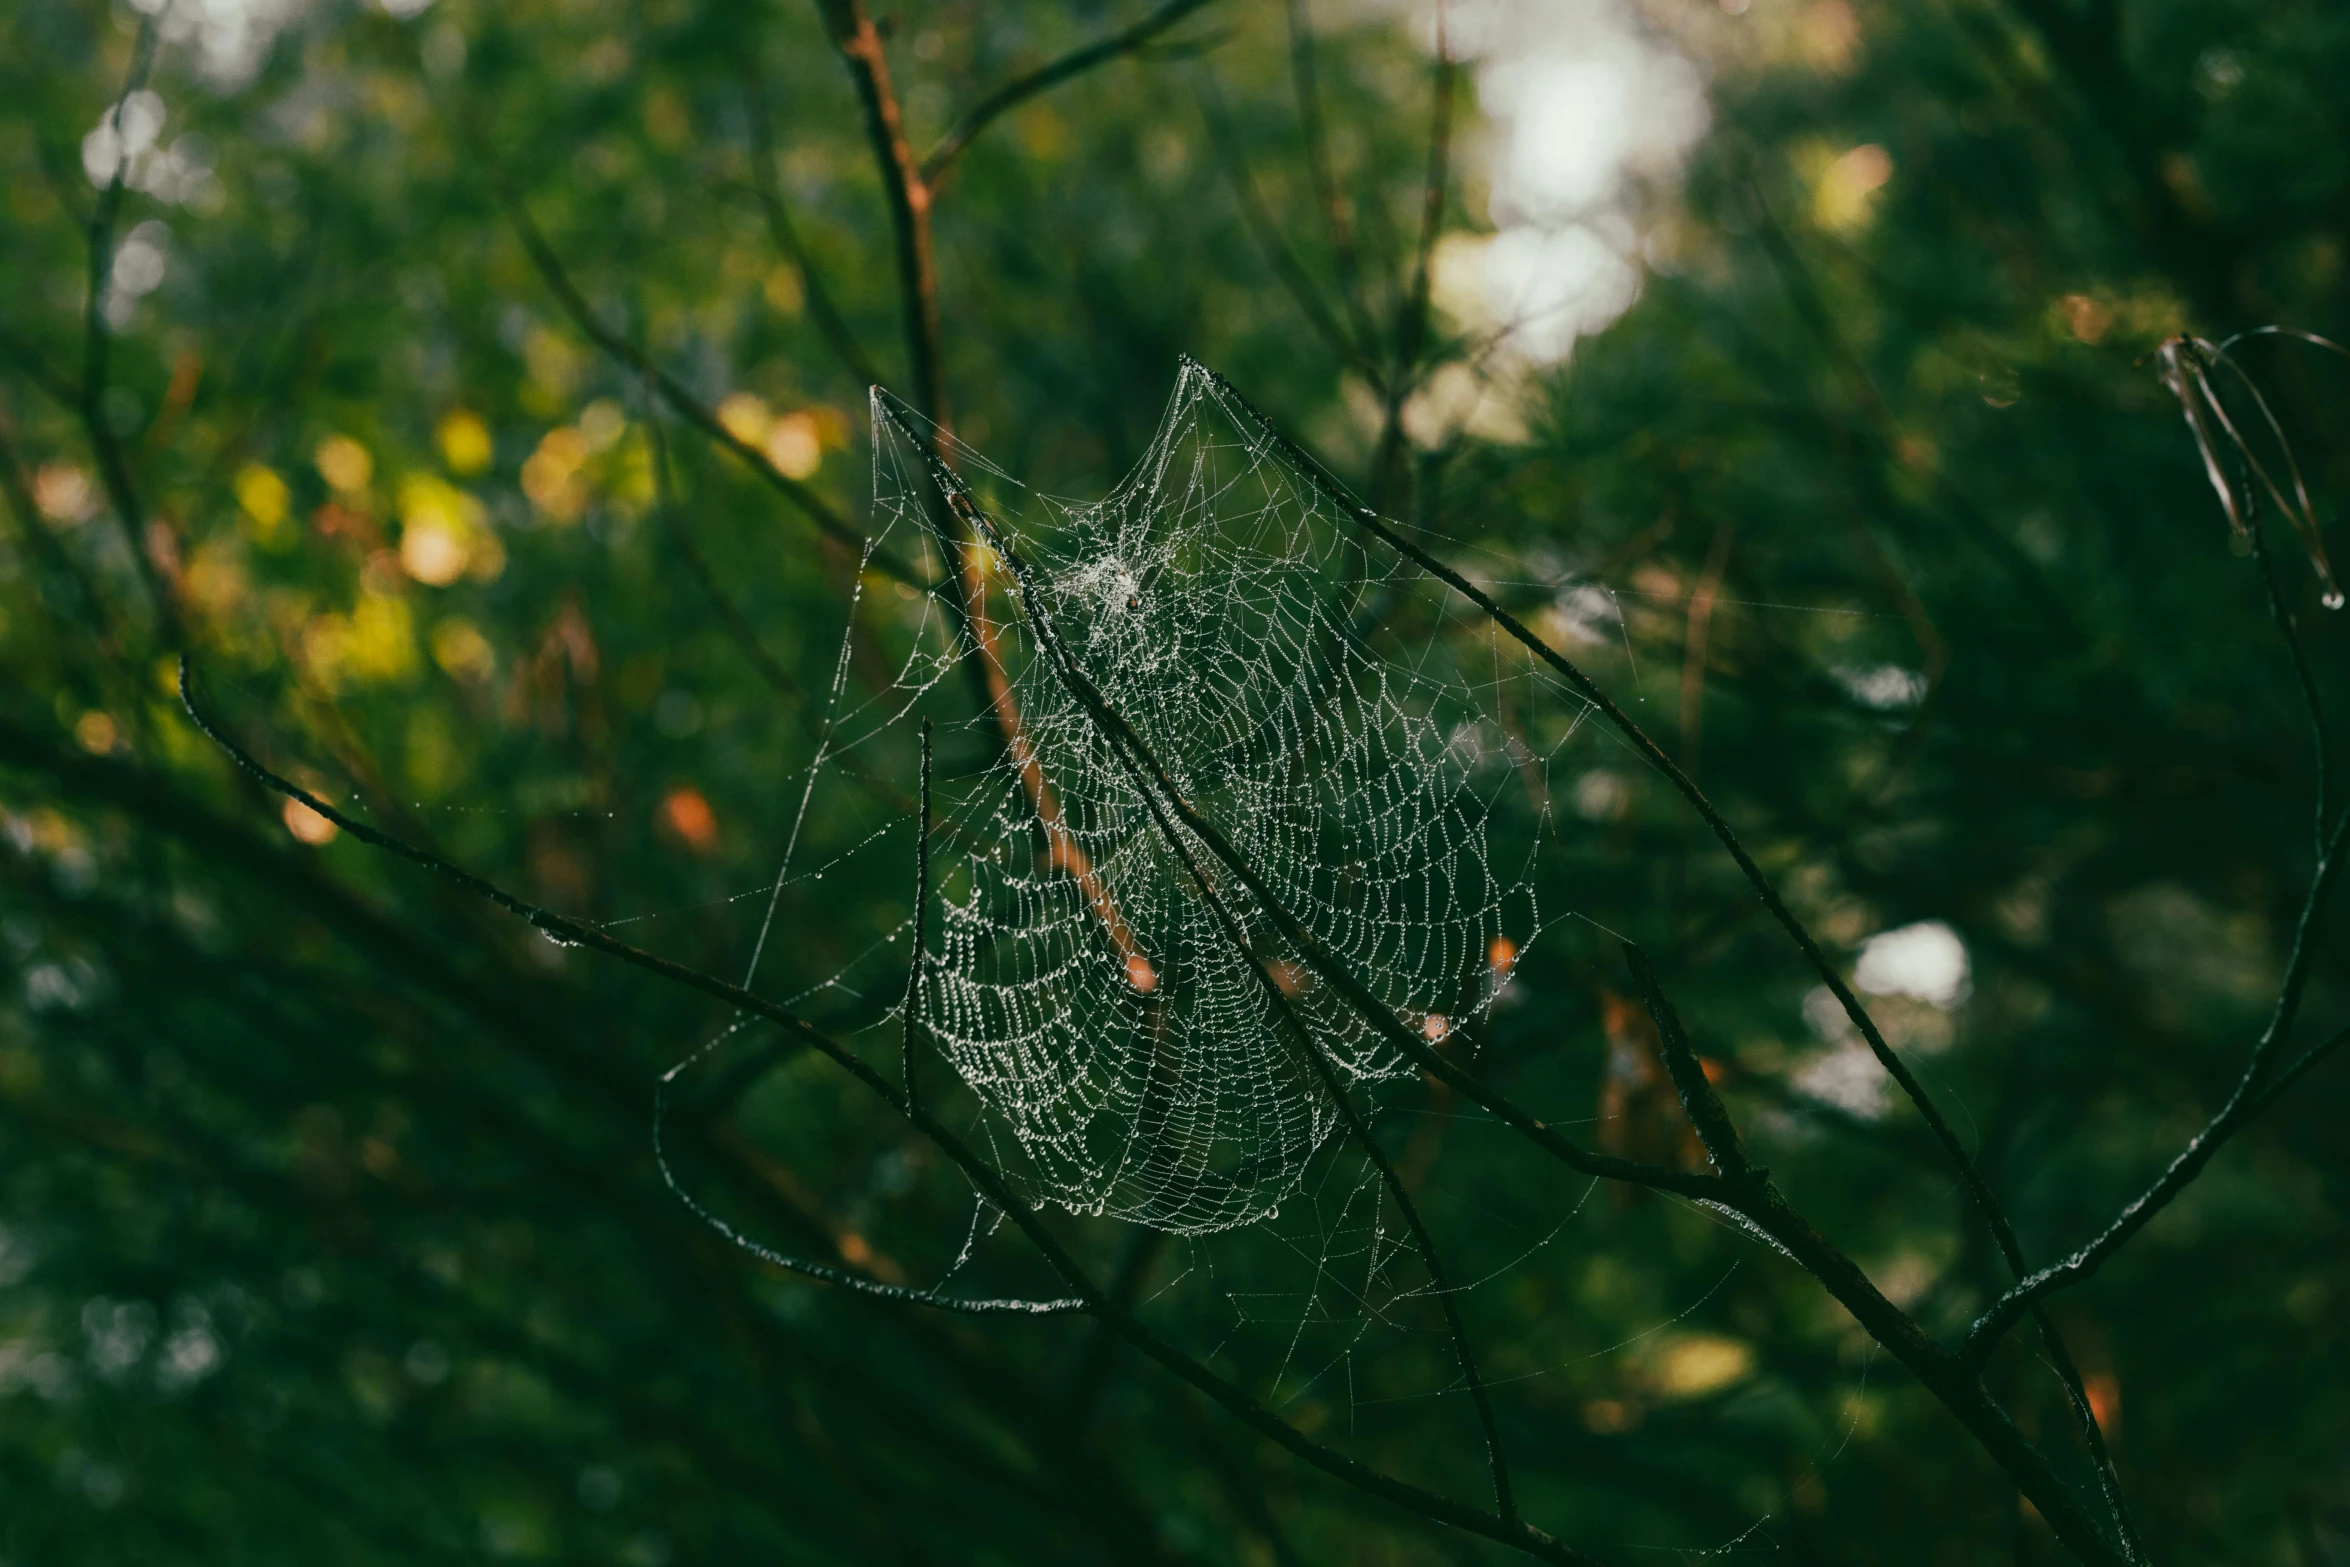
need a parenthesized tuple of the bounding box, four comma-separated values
(1, 0, 2345, 1563)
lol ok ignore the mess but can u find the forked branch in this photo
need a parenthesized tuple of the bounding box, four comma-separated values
(916, 379, 2132, 1567)
(1963, 805, 2350, 1361)
(954, 469, 1521, 1523)
(174, 653, 1612, 1567)
(920, 0, 1226, 185)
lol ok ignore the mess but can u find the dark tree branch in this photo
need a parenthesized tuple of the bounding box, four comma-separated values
(1039, 615, 1520, 1524)
(1191, 356, 2036, 1263)
(1620, 943, 1755, 1184)
(1369, 21, 1457, 515)
(883, 395, 1730, 1207)
(920, 0, 1226, 185)
(174, 654, 1618, 1567)
(2251, 1018, 2350, 1115)
(1169, 361, 2134, 1567)
(807, 5, 1149, 973)
(1964, 803, 2350, 1361)
(813, 0, 946, 427)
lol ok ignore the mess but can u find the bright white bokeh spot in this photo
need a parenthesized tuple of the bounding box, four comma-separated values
(1836, 662, 1928, 711)
(1795, 1040, 1890, 1118)
(111, 221, 171, 299)
(1552, 581, 1622, 645)
(1854, 921, 1971, 1009)
(125, 0, 305, 89)
(81, 91, 166, 186)
(1482, 221, 1643, 365)
(1372, 0, 1711, 391)
(1473, 17, 1708, 230)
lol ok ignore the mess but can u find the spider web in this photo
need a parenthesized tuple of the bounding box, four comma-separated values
(790, 360, 1553, 1237)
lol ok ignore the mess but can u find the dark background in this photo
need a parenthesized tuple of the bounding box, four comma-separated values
(2, 0, 2346, 1561)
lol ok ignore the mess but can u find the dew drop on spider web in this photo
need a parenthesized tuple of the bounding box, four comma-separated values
(783, 363, 1570, 1238)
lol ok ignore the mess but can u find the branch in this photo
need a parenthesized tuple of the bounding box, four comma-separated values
(499, 190, 924, 587)
(1180, 360, 2135, 1567)
(1190, 359, 2033, 1271)
(885, 399, 1711, 1201)
(1620, 943, 1755, 1184)
(813, 0, 945, 426)
(1963, 806, 2350, 1361)
(920, 0, 1225, 185)
(805, 0, 1154, 983)
(176, 652, 1613, 1566)
(1061, 635, 1519, 1524)
(2252, 1017, 2350, 1115)
(1369, 21, 1457, 514)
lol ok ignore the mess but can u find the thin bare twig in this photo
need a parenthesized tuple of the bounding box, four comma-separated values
(176, 652, 1612, 1567)
(813, 0, 945, 426)
(920, 0, 1226, 185)
(1179, 361, 2133, 1566)
(1198, 89, 1384, 389)
(499, 190, 924, 587)
(1964, 802, 2350, 1360)
(815, 0, 1154, 986)
(1368, 7, 1457, 515)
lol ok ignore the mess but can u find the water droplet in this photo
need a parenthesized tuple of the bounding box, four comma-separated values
(2325, 589, 2346, 611)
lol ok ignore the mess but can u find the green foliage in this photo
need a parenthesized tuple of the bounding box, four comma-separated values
(2, 0, 2345, 1562)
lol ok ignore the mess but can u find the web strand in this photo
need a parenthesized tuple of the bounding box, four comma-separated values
(849, 365, 1545, 1234)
